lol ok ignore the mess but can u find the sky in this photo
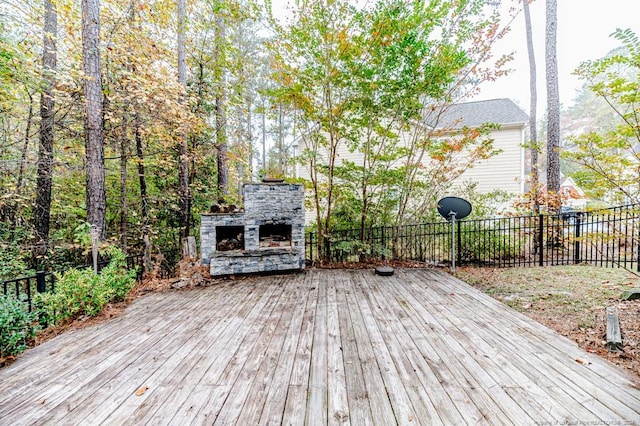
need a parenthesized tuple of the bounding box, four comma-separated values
(475, 0, 640, 111)
(268, 0, 640, 114)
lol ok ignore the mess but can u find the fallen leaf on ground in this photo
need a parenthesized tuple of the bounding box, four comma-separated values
(135, 385, 149, 396)
(575, 357, 592, 365)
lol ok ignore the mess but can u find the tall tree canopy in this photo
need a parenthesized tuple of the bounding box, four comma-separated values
(0, 0, 527, 270)
(268, 0, 514, 247)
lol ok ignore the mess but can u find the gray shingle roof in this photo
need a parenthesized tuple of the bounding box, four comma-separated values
(432, 98, 529, 129)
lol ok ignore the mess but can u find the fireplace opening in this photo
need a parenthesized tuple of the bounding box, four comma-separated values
(259, 224, 292, 248)
(216, 226, 244, 251)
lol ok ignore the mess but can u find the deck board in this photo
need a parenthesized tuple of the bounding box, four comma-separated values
(1, 268, 639, 425)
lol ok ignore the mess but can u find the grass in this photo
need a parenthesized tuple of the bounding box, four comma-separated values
(456, 264, 635, 310)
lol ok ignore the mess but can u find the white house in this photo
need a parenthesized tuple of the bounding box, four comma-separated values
(294, 98, 528, 222)
(435, 98, 529, 194)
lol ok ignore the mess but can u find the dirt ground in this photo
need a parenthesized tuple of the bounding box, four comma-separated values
(454, 265, 640, 379)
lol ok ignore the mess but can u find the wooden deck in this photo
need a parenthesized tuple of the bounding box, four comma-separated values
(1, 269, 639, 425)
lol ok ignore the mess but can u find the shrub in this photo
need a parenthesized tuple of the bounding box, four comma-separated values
(35, 247, 137, 328)
(0, 295, 38, 358)
(458, 223, 523, 263)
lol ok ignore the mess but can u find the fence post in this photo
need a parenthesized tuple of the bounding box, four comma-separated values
(36, 271, 47, 293)
(457, 220, 462, 265)
(538, 214, 544, 266)
(574, 214, 581, 264)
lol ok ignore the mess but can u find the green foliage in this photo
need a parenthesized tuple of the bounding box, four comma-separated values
(269, 0, 509, 243)
(0, 295, 38, 358)
(458, 223, 522, 263)
(458, 184, 512, 219)
(0, 224, 33, 280)
(0, 247, 32, 281)
(564, 28, 640, 203)
(35, 247, 136, 328)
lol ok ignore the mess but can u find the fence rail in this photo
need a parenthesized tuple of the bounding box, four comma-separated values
(306, 204, 640, 271)
(1, 254, 144, 312)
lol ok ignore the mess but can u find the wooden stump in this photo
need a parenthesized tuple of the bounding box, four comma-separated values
(606, 307, 623, 353)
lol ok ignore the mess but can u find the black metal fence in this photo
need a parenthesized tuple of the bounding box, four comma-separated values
(305, 204, 640, 271)
(1, 254, 144, 312)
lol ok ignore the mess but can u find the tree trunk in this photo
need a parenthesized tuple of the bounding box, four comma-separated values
(177, 0, 191, 240)
(246, 95, 253, 177)
(135, 113, 152, 272)
(119, 125, 128, 253)
(215, 13, 228, 200)
(278, 102, 284, 175)
(545, 0, 561, 201)
(35, 0, 57, 255)
(261, 98, 266, 175)
(524, 0, 539, 215)
(19, 91, 34, 192)
(82, 0, 106, 241)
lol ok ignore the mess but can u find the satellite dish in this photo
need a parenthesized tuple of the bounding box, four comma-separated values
(437, 197, 472, 221)
(437, 196, 472, 272)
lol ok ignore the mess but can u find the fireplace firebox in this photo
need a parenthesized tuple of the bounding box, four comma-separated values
(216, 226, 244, 251)
(259, 224, 292, 248)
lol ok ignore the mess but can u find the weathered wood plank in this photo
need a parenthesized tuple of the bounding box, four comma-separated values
(435, 270, 640, 391)
(326, 276, 350, 425)
(233, 275, 301, 424)
(202, 277, 289, 424)
(122, 281, 258, 425)
(54, 282, 246, 425)
(427, 270, 640, 419)
(306, 272, 329, 425)
(1, 268, 639, 425)
(103, 278, 279, 424)
(341, 272, 397, 426)
(334, 274, 375, 426)
(350, 272, 419, 424)
(281, 272, 319, 425)
(258, 273, 311, 425)
(394, 270, 530, 424)
(4, 289, 210, 425)
(409, 274, 579, 423)
(367, 271, 471, 425)
(426, 271, 636, 421)
(606, 307, 623, 352)
(1, 288, 196, 400)
(374, 278, 486, 424)
(359, 272, 443, 425)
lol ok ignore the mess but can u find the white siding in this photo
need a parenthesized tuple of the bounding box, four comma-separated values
(451, 127, 524, 195)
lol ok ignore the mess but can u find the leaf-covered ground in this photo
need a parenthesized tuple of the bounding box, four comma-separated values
(454, 265, 640, 379)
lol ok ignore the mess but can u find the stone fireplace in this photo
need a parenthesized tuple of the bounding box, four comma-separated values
(200, 183, 305, 276)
